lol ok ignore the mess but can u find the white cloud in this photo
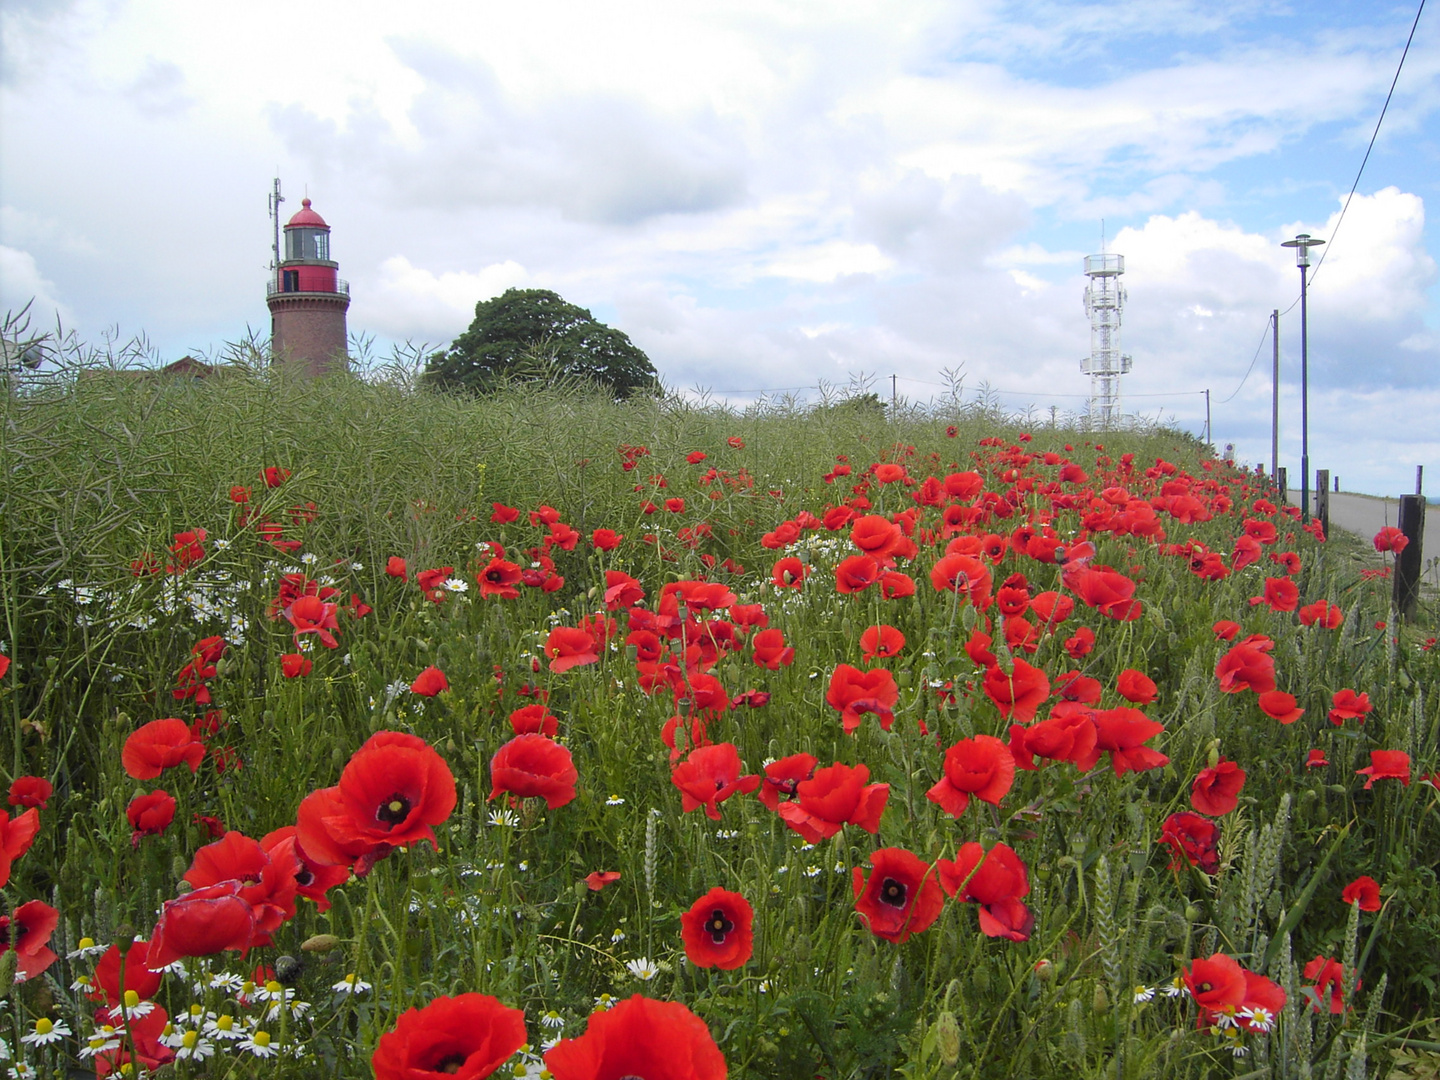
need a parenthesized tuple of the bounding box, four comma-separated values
(0, 246, 73, 327)
(358, 256, 528, 342)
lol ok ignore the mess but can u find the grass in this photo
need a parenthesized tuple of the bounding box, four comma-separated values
(0, 345, 1436, 1079)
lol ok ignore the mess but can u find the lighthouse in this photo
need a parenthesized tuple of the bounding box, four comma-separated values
(266, 187, 350, 377)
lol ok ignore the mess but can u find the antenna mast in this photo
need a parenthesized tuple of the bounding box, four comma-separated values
(268, 177, 285, 289)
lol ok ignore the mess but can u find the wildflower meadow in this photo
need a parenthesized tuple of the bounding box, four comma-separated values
(0, 354, 1437, 1079)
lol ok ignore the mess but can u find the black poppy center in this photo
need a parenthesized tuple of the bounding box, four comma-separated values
(485, 569, 506, 583)
(295, 868, 314, 887)
(376, 794, 412, 828)
(706, 908, 734, 944)
(880, 877, 908, 908)
(1197, 981, 1212, 993)
(432, 1053, 466, 1074)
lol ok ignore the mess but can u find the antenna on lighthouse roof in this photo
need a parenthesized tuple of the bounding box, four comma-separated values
(1100, 218, 1106, 253)
(268, 177, 284, 286)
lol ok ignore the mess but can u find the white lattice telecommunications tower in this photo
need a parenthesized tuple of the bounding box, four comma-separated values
(1080, 251, 1132, 424)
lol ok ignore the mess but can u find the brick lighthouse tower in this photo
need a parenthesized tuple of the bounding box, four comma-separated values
(266, 186, 350, 377)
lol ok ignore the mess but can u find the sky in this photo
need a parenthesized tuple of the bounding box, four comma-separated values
(2, 0, 1438, 497)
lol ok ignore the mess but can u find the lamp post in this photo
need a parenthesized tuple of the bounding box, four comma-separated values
(1281, 233, 1324, 522)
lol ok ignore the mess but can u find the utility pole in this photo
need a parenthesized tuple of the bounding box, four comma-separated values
(1204, 389, 1211, 447)
(891, 373, 897, 410)
(1282, 235, 1324, 522)
(1270, 309, 1279, 482)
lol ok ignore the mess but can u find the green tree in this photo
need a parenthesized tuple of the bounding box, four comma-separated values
(423, 288, 659, 398)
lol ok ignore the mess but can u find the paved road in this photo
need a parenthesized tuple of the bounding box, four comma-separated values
(1285, 489, 1437, 549)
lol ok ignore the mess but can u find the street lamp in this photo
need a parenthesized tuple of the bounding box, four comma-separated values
(1281, 233, 1324, 522)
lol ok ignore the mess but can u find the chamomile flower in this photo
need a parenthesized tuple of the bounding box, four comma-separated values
(1161, 976, 1186, 998)
(444, 578, 468, 593)
(204, 1013, 246, 1040)
(488, 809, 519, 828)
(174, 1029, 217, 1061)
(540, 1010, 565, 1029)
(78, 1025, 123, 1058)
(1240, 1006, 1275, 1033)
(605, 794, 626, 806)
(610, 929, 626, 944)
(102, 990, 155, 1022)
(238, 1029, 278, 1058)
(9, 1064, 37, 1080)
(332, 973, 371, 995)
(625, 957, 660, 981)
(209, 972, 245, 992)
(70, 974, 95, 993)
(592, 993, 616, 1010)
(68, 936, 106, 960)
(1133, 985, 1156, 1004)
(21, 1017, 70, 1047)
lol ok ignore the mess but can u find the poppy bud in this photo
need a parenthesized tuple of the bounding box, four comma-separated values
(1034, 958, 1056, 982)
(0, 951, 15, 999)
(114, 924, 136, 954)
(302, 934, 341, 953)
(1206, 741, 1221, 769)
(1185, 904, 1202, 923)
(935, 1011, 961, 1065)
(275, 955, 303, 985)
(1092, 983, 1109, 1014)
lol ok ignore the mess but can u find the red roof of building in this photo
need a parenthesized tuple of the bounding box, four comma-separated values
(286, 197, 329, 229)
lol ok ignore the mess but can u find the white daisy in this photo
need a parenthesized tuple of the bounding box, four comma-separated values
(204, 1013, 246, 1041)
(238, 1029, 278, 1058)
(444, 578, 469, 593)
(67, 936, 106, 960)
(78, 1025, 123, 1058)
(175, 1029, 217, 1061)
(1133, 985, 1156, 1004)
(540, 1010, 565, 1029)
(21, 1017, 70, 1047)
(209, 972, 245, 992)
(332, 973, 371, 995)
(625, 957, 660, 981)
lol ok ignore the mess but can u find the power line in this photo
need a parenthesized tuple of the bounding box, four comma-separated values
(1219, 318, 1274, 404)
(1309, 0, 1427, 287)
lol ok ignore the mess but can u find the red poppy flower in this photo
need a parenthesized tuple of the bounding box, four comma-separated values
(1328, 689, 1372, 725)
(929, 553, 993, 607)
(300, 731, 459, 867)
(1298, 599, 1344, 628)
(1215, 639, 1276, 694)
(852, 847, 944, 944)
(1159, 811, 1219, 875)
(7, 776, 51, 810)
(1373, 526, 1408, 554)
(927, 734, 1015, 817)
(1183, 951, 1248, 1017)
(1064, 625, 1095, 659)
(229, 484, 251, 504)
(604, 570, 645, 610)
(258, 826, 348, 911)
(834, 554, 881, 594)
(727, 436, 744, 448)
(859, 624, 904, 662)
(1356, 750, 1410, 789)
(771, 556, 809, 588)
(1010, 704, 1100, 770)
(1212, 620, 1241, 640)
(385, 556, 408, 580)
(826, 664, 899, 734)
(880, 571, 916, 599)
(680, 887, 754, 969)
(280, 653, 312, 678)
(546, 626, 601, 673)
(122, 718, 205, 780)
(1054, 670, 1101, 703)
(0, 898, 58, 981)
(749, 627, 794, 670)
(1249, 576, 1299, 613)
(476, 557, 522, 599)
(146, 881, 258, 969)
(1258, 690, 1304, 724)
(126, 790, 176, 848)
(584, 870, 621, 891)
(1305, 748, 1329, 768)
(1341, 875, 1381, 911)
(410, 665, 449, 697)
(489, 733, 578, 809)
(937, 841, 1034, 941)
(981, 658, 1049, 723)
(591, 528, 623, 551)
(776, 761, 888, 842)
(1062, 563, 1141, 621)
(373, 993, 528, 1080)
(544, 995, 726, 1080)
(1030, 591, 1074, 628)
(490, 502, 520, 523)
(509, 704, 559, 737)
(287, 593, 341, 649)
(184, 830, 299, 940)
(262, 466, 291, 488)
(757, 752, 818, 810)
(0, 808, 39, 890)
(671, 743, 758, 821)
(416, 566, 454, 602)
(1116, 668, 1157, 704)
(1303, 956, 1355, 1014)
(1093, 707, 1168, 775)
(1191, 759, 1246, 816)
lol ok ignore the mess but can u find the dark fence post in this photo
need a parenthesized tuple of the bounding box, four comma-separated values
(1316, 470, 1329, 540)
(1392, 493, 1426, 622)
(1277, 467, 1288, 504)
